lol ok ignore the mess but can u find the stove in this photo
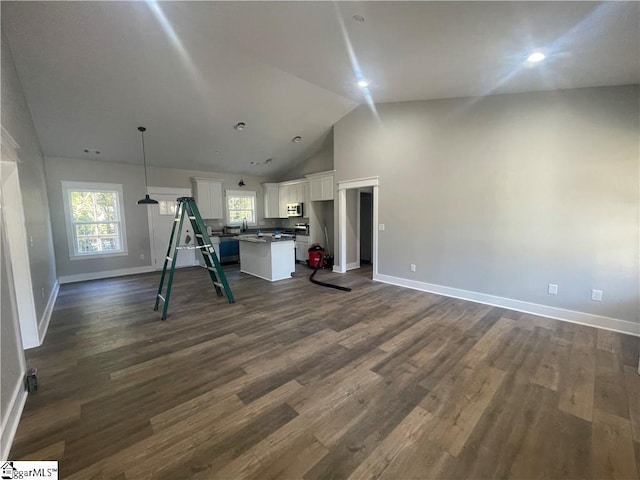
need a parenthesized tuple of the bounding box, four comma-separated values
(294, 222, 310, 236)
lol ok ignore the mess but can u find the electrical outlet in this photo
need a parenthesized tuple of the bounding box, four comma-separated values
(548, 284, 558, 295)
(591, 289, 603, 301)
(410, 264, 416, 272)
(379, 224, 385, 231)
(140, 254, 145, 260)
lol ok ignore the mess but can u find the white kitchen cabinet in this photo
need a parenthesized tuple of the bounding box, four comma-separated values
(306, 171, 334, 201)
(278, 184, 289, 218)
(262, 183, 281, 218)
(192, 177, 224, 219)
(265, 179, 310, 218)
(295, 235, 310, 263)
(291, 181, 308, 203)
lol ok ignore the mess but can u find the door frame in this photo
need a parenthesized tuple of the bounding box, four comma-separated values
(336, 176, 379, 276)
(1, 126, 40, 349)
(146, 186, 193, 269)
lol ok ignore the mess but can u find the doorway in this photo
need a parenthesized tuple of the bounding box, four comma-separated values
(360, 189, 373, 265)
(336, 177, 379, 277)
(146, 187, 197, 270)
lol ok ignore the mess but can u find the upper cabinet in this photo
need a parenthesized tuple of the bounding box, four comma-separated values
(263, 179, 309, 218)
(192, 177, 224, 219)
(263, 183, 281, 219)
(306, 170, 334, 201)
(286, 181, 307, 204)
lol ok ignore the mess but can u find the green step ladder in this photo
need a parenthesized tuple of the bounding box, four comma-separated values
(154, 197, 235, 320)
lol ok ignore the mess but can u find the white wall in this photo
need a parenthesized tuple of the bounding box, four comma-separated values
(1, 29, 57, 458)
(1, 30, 58, 333)
(278, 129, 333, 182)
(334, 85, 639, 327)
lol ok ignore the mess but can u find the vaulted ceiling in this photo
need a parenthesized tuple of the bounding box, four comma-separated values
(2, 1, 638, 177)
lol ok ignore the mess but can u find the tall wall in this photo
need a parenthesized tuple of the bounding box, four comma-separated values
(278, 129, 334, 182)
(1, 29, 57, 458)
(334, 85, 640, 327)
(1, 30, 57, 330)
(44, 156, 274, 279)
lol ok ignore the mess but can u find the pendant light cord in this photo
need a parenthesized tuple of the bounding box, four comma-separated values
(140, 127, 149, 190)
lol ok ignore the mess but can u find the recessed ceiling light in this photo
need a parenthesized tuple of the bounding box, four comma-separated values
(357, 80, 369, 88)
(527, 52, 545, 63)
(265, 158, 273, 165)
(292, 136, 302, 143)
(234, 122, 246, 131)
(249, 161, 260, 165)
(352, 15, 365, 23)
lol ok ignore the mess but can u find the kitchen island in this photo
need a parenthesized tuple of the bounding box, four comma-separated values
(238, 235, 295, 282)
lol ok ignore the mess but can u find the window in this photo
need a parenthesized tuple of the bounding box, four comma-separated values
(158, 200, 177, 216)
(226, 190, 256, 225)
(62, 181, 127, 259)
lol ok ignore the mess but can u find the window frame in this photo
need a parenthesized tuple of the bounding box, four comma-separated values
(226, 189, 257, 226)
(61, 181, 128, 260)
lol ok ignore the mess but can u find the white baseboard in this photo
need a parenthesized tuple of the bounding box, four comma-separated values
(346, 262, 360, 271)
(36, 280, 59, 346)
(0, 372, 27, 461)
(373, 273, 640, 337)
(59, 265, 156, 284)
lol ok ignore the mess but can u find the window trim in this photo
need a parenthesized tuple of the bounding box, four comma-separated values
(226, 189, 257, 226)
(61, 181, 128, 260)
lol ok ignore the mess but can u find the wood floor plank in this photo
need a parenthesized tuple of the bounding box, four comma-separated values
(558, 328, 597, 422)
(625, 365, 640, 444)
(594, 348, 629, 419)
(531, 337, 567, 391)
(591, 409, 639, 480)
(346, 405, 432, 480)
(8, 264, 639, 479)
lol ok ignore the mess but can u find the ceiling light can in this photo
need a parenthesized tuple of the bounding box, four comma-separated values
(234, 122, 246, 131)
(292, 136, 302, 143)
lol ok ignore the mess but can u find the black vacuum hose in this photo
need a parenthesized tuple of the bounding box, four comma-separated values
(309, 266, 352, 292)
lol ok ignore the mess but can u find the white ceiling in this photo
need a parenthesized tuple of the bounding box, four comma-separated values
(3, 1, 638, 177)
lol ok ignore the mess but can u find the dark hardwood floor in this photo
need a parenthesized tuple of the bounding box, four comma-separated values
(9, 264, 640, 479)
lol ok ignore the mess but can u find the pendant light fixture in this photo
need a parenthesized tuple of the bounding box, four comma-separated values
(136, 126, 158, 205)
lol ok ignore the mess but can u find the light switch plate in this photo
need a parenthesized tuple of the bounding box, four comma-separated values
(379, 224, 385, 231)
(548, 284, 558, 295)
(591, 289, 603, 301)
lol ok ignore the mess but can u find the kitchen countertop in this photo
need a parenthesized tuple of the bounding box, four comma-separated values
(236, 234, 295, 243)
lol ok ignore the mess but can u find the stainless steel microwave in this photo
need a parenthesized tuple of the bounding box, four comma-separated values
(286, 202, 304, 217)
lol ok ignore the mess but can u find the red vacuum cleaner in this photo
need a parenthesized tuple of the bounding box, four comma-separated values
(307, 244, 351, 292)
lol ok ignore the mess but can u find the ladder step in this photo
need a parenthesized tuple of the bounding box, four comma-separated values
(157, 294, 165, 303)
(213, 281, 223, 288)
(166, 256, 173, 262)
